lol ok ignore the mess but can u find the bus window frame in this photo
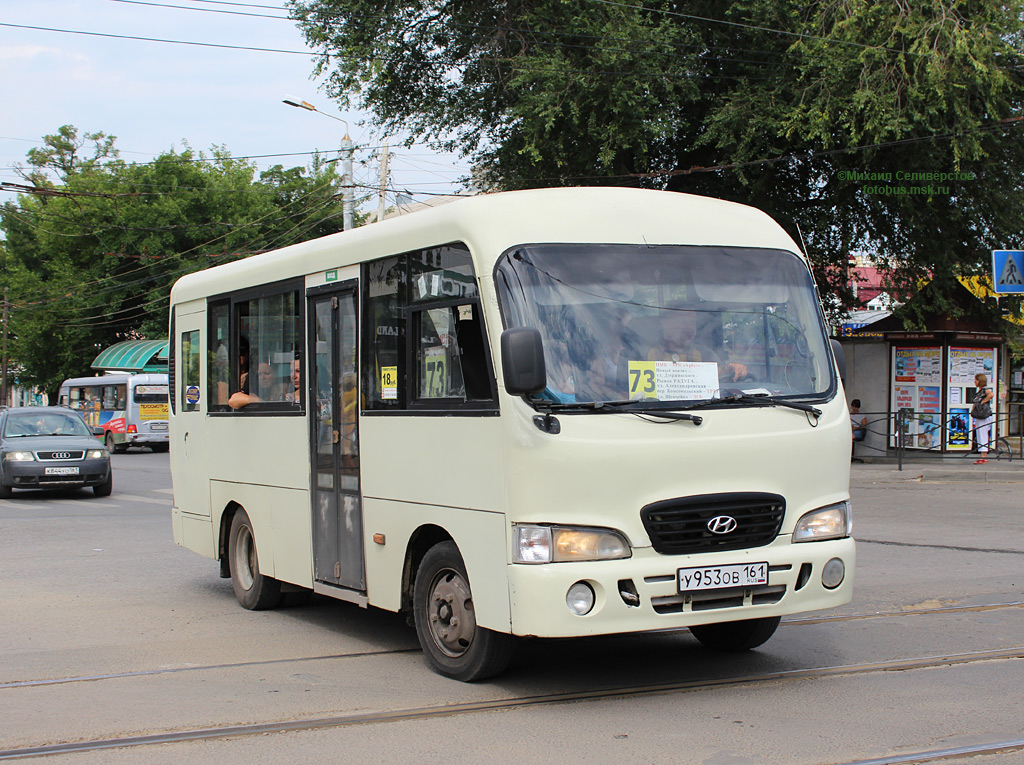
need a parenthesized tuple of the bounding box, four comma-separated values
(406, 297, 498, 412)
(360, 246, 499, 417)
(207, 277, 305, 417)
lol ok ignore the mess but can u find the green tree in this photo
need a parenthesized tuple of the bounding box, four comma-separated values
(1, 126, 346, 397)
(290, 0, 1024, 318)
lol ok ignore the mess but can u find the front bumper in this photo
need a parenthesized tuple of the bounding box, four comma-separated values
(4, 458, 111, 489)
(506, 535, 855, 638)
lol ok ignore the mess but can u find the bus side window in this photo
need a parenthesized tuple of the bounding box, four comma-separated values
(413, 304, 493, 402)
(455, 304, 492, 400)
(209, 301, 230, 408)
(181, 330, 201, 412)
(416, 306, 466, 400)
(363, 256, 404, 410)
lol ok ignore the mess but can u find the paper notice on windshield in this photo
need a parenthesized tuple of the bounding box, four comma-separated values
(628, 360, 720, 401)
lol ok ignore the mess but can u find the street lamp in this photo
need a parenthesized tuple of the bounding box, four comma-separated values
(283, 94, 354, 231)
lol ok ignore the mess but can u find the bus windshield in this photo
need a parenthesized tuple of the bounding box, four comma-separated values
(495, 244, 834, 406)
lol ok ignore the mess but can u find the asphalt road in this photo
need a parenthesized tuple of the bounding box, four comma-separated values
(1, 454, 1022, 763)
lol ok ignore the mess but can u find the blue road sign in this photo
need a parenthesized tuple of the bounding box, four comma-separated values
(993, 250, 1024, 293)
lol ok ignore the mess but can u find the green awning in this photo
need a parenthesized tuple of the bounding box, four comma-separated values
(91, 339, 169, 373)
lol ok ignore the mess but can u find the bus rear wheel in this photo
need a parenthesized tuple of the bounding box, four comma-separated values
(105, 433, 126, 454)
(689, 616, 781, 652)
(228, 509, 282, 610)
(413, 541, 515, 682)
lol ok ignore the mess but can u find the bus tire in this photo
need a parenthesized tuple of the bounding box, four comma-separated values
(93, 472, 113, 497)
(413, 541, 515, 682)
(228, 509, 282, 611)
(104, 433, 116, 453)
(689, 616, 781, 652)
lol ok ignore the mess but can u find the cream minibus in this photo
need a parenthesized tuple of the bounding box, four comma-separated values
(169, 187, 855, 681)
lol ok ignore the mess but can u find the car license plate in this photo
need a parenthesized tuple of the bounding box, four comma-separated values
(44, 467, 80, 476)
(678, 562, 768, 592)
(150, 423, 168, 431)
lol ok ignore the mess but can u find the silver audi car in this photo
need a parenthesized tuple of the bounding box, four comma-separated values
(0, 406, 112, 497)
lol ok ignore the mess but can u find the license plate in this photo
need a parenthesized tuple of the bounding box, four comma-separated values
(44, 467, 80, 476)
(150, 423, 168, 431)
(678, 562, 768, 592)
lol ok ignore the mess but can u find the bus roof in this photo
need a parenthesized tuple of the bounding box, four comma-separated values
(59, 373, 169, 389)
(170, 187, 801, 305)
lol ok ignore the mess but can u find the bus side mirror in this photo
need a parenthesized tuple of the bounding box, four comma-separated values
(830, 339, 846, 383)
(501, 327, 547, 395)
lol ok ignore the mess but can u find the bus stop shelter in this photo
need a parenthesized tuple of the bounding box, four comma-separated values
(90, 339, 169, 374)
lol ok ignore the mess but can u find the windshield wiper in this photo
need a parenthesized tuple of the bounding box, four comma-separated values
(531, 399, 640, 413)
(690, 392, 822, 416)
(532, 393, 820, 419)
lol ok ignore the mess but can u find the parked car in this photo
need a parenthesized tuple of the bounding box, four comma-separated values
(0, 406, 112, 497)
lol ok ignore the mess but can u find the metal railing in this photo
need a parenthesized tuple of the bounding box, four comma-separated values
(852, 410, 1020, 471)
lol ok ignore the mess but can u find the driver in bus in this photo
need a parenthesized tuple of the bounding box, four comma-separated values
(649, 304, 748, 383)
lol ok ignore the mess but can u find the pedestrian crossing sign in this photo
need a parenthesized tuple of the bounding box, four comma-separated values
(993, 250, 1024, 293)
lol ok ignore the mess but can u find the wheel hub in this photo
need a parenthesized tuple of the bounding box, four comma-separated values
(428, 570, 476, 657)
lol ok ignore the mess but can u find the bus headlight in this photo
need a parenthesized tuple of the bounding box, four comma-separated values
(793, 501, 852, 542)
(3, 451, 35, 462)
(513, 525, 631, 563)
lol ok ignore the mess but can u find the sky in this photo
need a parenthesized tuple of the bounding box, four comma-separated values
(0, 0, 472, 208)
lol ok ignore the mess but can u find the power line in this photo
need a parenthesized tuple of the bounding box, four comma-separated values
(0, 22, 312, 55)
(185, 0, 289, 9)
(0, 24, 790, 81)
(108, 0, 291, 20)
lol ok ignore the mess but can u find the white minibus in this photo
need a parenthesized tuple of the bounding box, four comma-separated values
(59, 373, 170, 453)
(169, 187, 855, 681)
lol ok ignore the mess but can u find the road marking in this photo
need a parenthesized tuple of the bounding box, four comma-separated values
(112, 494, 172, 506)
(153, 488, 174, 495)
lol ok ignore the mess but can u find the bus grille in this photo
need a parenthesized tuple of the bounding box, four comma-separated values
(641, 493, 785, 555)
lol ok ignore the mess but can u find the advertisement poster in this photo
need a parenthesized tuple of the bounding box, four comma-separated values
(947, 347, 995, 386)
(947, 347, 997, 451)
(890, 347, 942, 449)
(894, 347, 942, 383)
(947, 408, 969, 447)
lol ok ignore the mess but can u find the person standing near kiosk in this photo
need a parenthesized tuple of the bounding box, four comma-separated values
(971, 374, 995, 464)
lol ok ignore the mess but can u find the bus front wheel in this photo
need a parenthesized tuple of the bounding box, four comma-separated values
(689, 616, 781, 652)
(228, 509, 282, 610)
(413, 541, 515, 682)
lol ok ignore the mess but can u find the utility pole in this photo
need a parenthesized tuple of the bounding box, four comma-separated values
(377, 142, 390, 223)
(341, 131, 354, 232)
(2, 287, 8, 407)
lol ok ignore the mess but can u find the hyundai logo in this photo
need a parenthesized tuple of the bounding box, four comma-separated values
(707, 515, 738, 535)
(52, 452, 72, 460)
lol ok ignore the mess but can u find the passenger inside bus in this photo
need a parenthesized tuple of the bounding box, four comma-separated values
(228, 343, 255, 409)
(286, 357, 301, 404)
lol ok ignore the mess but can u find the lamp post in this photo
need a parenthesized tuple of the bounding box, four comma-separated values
(283, 95, 354, 231)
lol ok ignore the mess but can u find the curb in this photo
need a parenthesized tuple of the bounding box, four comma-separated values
(852, 462, 1024, 484)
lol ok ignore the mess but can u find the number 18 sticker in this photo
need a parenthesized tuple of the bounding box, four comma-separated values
(380, 366, 398, 400)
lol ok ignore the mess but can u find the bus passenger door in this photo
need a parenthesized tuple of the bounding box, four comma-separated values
(309, 285, 365, 593)
(171, 310, 209, 519)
